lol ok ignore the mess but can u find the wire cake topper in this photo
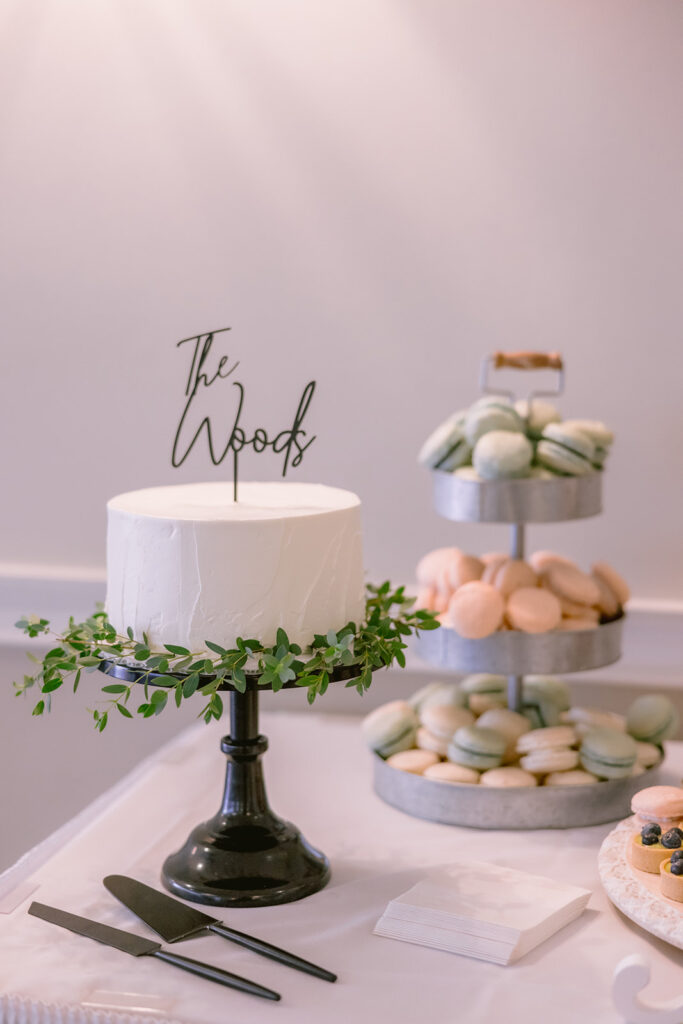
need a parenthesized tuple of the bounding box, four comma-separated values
(172, 327, 317, 501)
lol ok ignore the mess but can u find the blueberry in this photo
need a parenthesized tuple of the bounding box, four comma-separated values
(670, 859, 683, 876)
(670, 849, 683, 863)
(661, 829, 683, 849)
(641, 831, 660, 846)
(668, 826, 683, 840)
(641, 823, 661, 838)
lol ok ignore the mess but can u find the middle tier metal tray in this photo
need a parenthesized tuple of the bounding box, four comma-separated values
(431, 468, 603, 523)
(415, 616, 624, 675)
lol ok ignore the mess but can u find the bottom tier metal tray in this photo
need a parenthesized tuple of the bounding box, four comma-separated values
(373, 754, 662, 830)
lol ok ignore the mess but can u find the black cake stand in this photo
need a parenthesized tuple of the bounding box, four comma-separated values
(99, 659, 363, 908)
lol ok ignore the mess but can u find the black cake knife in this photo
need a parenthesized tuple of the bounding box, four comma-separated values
(28, 901, 280, 1001)
(103, 874, 337, 983)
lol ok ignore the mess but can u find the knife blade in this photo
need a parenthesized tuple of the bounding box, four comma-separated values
(28, 902, 280, 1001)
(103, 875, 337, 983)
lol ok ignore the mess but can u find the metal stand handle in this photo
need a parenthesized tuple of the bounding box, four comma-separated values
(479, 349, 565, 415)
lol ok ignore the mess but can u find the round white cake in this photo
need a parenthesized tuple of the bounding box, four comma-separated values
(105, 481, 365, 653)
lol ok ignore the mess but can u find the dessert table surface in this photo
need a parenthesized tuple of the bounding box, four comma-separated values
(1, 710, 682, 1024)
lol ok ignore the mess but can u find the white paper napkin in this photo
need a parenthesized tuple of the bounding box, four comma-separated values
(374, 861, 591, 964)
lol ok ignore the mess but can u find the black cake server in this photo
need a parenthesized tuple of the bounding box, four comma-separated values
(103, 874, 337, 983)
(28, 901, 280, 1001)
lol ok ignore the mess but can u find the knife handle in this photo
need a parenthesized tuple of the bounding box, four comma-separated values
(208, 922, 337, 983)
(149, 948, 280, 1001)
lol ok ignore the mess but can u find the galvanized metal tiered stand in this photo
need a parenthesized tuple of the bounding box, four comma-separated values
(374, 351, 661, 829)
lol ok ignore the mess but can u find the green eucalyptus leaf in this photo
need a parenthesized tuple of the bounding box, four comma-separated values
(164, 644, 190, 656)
(205, 640, 227, 656)
(183, 673, 200, 698)
(150, 675, 177, 689)
(152, 693, 167, 715)
(40, 677, 63, 693)
(276, 627, 289, 649)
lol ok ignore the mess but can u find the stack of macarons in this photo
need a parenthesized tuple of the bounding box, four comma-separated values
(361, 676, 677, 788)
(416, 547, 629, 638)
(628, 786, 683, 902)
(418, 395, 613, 480)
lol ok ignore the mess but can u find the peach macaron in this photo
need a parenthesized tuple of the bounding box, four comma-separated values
(506, 587, 562, 633)
(448, 581, 505, 639)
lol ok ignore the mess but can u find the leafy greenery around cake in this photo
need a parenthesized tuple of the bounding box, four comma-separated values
(14, 583, 439, 731)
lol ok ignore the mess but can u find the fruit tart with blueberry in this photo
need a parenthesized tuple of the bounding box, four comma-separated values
(660, 847, 683, 902)
(630, 823, 683, 873)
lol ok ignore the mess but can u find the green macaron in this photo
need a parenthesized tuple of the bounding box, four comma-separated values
(562, 419, 614, 466)
(448, 725, 507, 770)
(579, 727, 638, 779)
(465, 398, 525, 447)
(523, 675, 572, 713)
(515, 399, 562, 440)
(362, 700, 418, 758)
(461, 674, 507, 705)
(472, 431, 534, 480)
(418, 412, 471, 471)
(535, 423, 597, 476)
(521, 694, 562, 730)
(409, 681, 466, 714)
(626, 695, 679, 745)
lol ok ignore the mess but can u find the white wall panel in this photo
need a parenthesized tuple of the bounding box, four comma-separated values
(1, 0, 682, 600)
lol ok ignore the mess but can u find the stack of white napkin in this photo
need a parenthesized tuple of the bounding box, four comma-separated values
(374, 861, 591, 965)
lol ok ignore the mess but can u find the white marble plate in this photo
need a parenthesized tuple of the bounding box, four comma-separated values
(598, 818, 683, 950)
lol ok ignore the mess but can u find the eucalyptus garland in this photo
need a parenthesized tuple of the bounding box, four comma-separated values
(14, 583, 439, 731)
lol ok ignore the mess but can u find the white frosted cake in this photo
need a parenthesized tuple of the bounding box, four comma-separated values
(105, 482, 365, 653)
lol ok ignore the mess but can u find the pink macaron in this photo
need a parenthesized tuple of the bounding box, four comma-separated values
(447, 552, 485, 590)
(493, 559, 538, 598)
(543, 563, 600, 607)
(592, 561, 630, 607)
(448, 581, 504, 639)
(416, 547, 460, 587)
(591, 574, 620, 618)
(556, 617, 599, 631)
(631, 786, 683, 830)
(529, 550, 577, 574)
(506, 587, 562, 633)
(481, 553, 509, 584)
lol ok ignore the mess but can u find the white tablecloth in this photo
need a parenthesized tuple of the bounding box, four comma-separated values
(0, 712, 682, 1024)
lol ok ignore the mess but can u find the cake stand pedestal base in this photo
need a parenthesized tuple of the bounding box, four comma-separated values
(161, 688, 330, 908)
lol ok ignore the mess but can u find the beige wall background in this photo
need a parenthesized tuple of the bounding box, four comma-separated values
(1, 0, 682, 598)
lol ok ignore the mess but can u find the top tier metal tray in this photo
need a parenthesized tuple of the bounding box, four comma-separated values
(432, 468, 602, 524)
